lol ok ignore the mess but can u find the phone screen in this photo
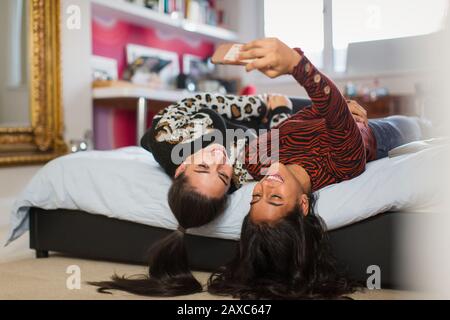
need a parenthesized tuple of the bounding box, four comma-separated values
(212, 43, 255, 65)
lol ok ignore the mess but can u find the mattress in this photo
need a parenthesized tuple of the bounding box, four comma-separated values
(6, 144, 446, 245)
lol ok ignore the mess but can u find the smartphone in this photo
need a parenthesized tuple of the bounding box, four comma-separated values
(211, 43, 255, 66)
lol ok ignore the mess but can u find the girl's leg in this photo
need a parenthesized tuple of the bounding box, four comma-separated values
(368, 116, 426, 160)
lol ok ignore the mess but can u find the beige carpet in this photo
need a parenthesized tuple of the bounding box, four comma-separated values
(0, 227, 429, 300)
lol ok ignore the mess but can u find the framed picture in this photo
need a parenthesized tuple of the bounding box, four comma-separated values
(90, 55, 118, 81)
(126, 44, 180, 88)
(183, 54, 203, 75)
(183, 54, 215, 77)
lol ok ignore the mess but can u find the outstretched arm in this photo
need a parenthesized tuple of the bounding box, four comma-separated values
(289, 48, 355, 131)
(239, 38, 356, 131)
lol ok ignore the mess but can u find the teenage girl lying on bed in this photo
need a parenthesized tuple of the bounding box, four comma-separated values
(90, 38, 426, 299)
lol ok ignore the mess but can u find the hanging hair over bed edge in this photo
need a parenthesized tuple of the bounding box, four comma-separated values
(89, 172, 227, 297)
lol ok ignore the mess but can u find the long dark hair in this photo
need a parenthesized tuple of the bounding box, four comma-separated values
(207, 194, 358, 299)
(89, 172, 227, 297)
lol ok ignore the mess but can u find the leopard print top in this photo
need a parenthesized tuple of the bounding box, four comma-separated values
(150, 93, 292, 190)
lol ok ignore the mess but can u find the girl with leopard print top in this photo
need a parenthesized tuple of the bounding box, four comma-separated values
(140, 93, 293, 192)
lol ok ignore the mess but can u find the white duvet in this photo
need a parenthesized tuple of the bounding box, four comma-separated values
(5, 145, 446, 245)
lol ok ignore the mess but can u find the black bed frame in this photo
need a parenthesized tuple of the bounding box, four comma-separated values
(29, 207, 412, 289)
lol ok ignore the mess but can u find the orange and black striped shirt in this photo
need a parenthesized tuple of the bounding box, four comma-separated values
(245, 48, 377, 192)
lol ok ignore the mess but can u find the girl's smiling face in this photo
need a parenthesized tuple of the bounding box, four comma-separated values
(250, 162, 309, 224)
(175, 144, 233, 199)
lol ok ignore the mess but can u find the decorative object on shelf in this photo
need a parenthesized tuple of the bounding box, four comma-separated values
(182, 54, 214, 76)
(176, 73, 197, 92)
(179, 53, 226, 93)
(69, 140, 88, 153)
(185, 0, 218, 26)
(344, 81, 357, 98)
(344, 79, 389, 103)
(143, 0, 159, 10)
(123, 56, 172, 88)
(69, 130, 94, 153)
(125, 44, 180, 88)
(124, 0, 144, 6)
(197, 79, 226, 94)
(182, 53, 201, 75)
(240, 85, 257, 96)
(367, 79, 389, 101)
(91, 55, 118, 81)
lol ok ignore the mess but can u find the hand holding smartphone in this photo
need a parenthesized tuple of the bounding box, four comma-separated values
(211, 43, 255, 66)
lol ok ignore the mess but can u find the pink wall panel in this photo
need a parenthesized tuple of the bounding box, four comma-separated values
(92, 19, 215, 77)
(92, 18, 215, 149)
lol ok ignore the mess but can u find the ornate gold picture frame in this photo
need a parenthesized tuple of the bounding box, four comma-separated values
(0, 0, 67, 166)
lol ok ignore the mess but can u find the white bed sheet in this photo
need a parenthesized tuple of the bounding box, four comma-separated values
(5, 145, 446, 245)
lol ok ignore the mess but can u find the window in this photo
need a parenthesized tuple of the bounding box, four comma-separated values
(264, 0, 448, 73)
(333, 0, 449, 72)
(264, 0, 324, 68)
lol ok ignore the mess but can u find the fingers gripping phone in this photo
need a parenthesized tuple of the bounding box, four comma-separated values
(211, 43, 255, 66)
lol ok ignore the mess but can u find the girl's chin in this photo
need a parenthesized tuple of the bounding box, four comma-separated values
(266, 162, 284, 175)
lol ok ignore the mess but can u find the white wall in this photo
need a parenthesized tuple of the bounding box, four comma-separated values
(61, 0, 93, 144)
(217, 0, 427, 98)
(401, 17, 450, 297)
(215, 0, 263, 83)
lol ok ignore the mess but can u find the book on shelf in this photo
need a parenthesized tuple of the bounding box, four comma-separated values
(126, 0, 222, 26)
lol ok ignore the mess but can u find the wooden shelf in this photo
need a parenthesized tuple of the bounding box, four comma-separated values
(93, 86, 196, 102)
(91, 0, 238, 43)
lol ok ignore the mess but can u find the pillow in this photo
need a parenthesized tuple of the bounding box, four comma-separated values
(388, 137, 450, 158)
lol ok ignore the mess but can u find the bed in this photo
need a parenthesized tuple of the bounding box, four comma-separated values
(29, 207, 408, 288)
(28, 207, 411, 288)
(6, 143, 445, 289)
